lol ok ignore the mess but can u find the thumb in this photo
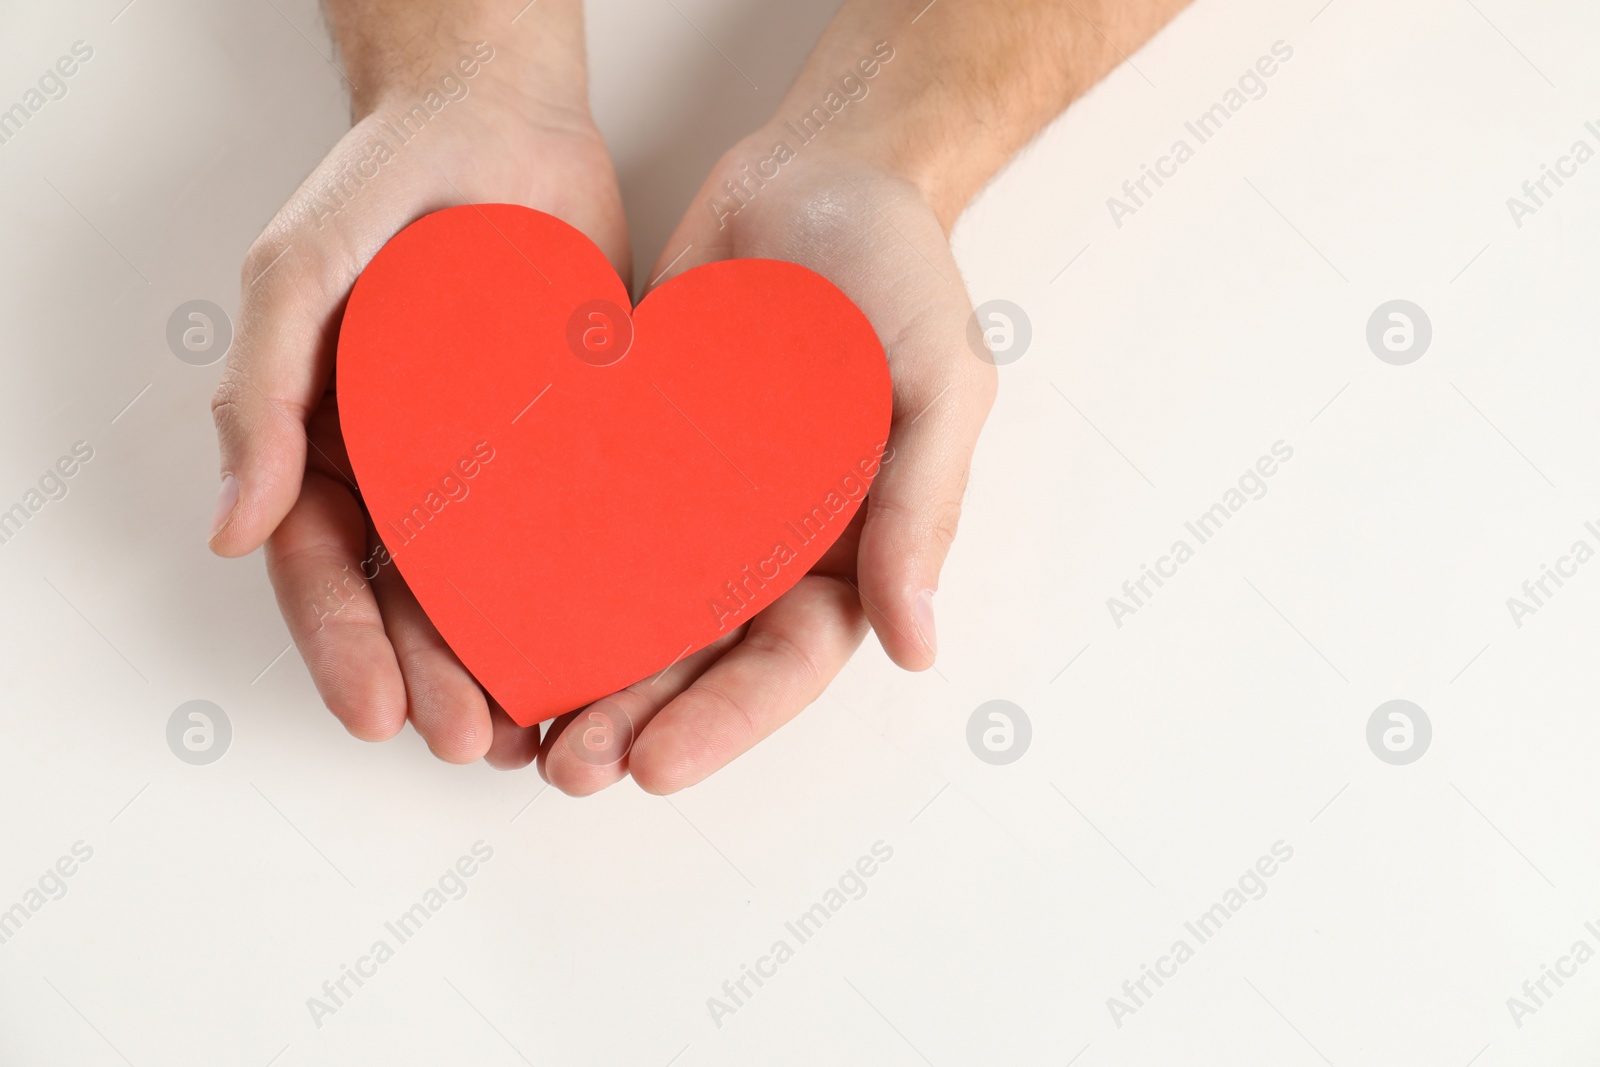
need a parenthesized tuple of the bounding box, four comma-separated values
(208, 231, 340, 557)
(856, 317, 996, 670)
(857, 247, 992, 668)
(209, 114, 422, 556)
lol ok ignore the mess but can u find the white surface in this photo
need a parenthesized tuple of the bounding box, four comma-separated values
(2, 0, 1598, 1063)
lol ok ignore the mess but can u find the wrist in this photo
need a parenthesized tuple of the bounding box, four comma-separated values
(757, 0, 1194, 232)
(330, 0, 592, 126)
(753, 38, 1001, 232)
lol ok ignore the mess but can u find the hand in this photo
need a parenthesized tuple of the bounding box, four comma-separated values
(209, 9, 629, 768)
(532, 0, 1191, 792)
(537, 131, 996, 795)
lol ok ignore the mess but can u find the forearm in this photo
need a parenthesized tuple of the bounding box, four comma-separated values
(774, 0, 1192, 229)
(322, 0, 590, 119)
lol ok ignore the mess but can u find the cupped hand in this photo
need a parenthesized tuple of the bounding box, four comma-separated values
(210, 64, 630, 768)
(538, 131, 997, 795)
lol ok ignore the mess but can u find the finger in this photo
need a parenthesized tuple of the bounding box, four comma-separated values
(629, 576, 867, 795)
(538, 633, 741, 797)
(264, 470, 407, 741)
(814, 506, 865, 577)
(209, 114, 437, 559)
(209, 226, 348, 558)
(857, 318, 996, 670)
(484, 699, 542, 771)
(369, 555, 494, 764)
(649, 161, 995, 669)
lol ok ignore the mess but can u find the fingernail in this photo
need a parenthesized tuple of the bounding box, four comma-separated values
(209, 472, 239, 541)
(913, 589, 937, 657)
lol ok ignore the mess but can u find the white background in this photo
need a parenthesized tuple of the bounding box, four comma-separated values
(1, 0, 1598, 1063)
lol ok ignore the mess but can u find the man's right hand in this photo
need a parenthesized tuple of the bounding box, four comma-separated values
(208, 0, 627, 768)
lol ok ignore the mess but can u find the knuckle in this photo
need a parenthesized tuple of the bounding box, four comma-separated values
(396, 649, 441, 695)
(239, 219, 305, 293)
(969, 357, 999, 405)
(926, 499, 963, 552)
(209, 371, 248, 432)
(690, 678, 759, 747)
(276, 555, 375, 636)
(239, 217, 354, 314)
(239, 239, 285, 290)
(871, 493, 965, 553)
(210, 364, 314, 451)
(742, 627, 821, 689)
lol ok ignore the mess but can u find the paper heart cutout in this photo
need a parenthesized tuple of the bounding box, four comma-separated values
(337, 205, 891, 727)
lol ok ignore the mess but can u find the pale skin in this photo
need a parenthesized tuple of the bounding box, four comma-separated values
(209, 0, 1191, 791)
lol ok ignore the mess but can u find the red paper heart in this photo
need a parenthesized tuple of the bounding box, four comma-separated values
(337, 205, 891, 727)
